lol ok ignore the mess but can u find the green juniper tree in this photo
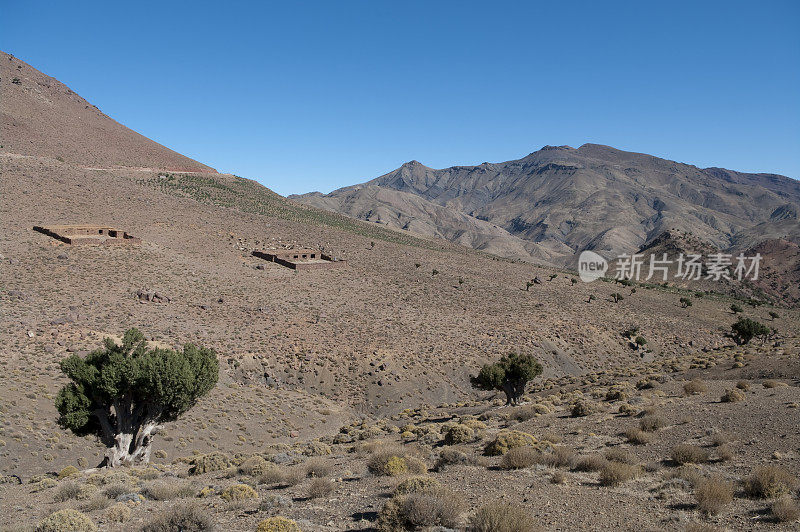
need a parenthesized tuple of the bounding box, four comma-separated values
(471, 352, 542, 405)
(55, 329, 219, 468)
(731, 318, 771, 345)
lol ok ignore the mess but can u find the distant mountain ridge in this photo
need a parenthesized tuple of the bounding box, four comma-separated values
(292, 144, 800, 266)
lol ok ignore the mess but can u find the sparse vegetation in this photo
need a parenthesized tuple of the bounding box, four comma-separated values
(744, 466, 797, 498)
(683, 378, 707, 395)
(141, 503, 215, 532)
(695, 476, 734, 515)
(484, 430, 537, 456)
(671, 444, 709, 465)
(469, 502, 536, 532)
(731, 317, 771, 344)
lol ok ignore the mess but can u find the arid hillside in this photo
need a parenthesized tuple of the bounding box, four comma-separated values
(0, 52, 214, 172)
(1, 53, 799, 532)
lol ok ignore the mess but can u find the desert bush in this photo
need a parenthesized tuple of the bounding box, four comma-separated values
(605, 388, 628, 401)
(500, 446, 538, 470)
(571, 454, 608, 472)
(304, 458, 332, 478)
(551, 470, 566, 484)
(79, 491, 109, 512)
(484, 430, 537, 456)
(763, 379, 782, 388)
(443, 424, 475, 445)
(256, 517, 301, 532)
(537, 445, 574, 468)
(744, 466, 797, 498)
(695, 476, 734, 515)
(539, 431, 562, 444)
(256, 464, 286, 486)
(37, 509, 97, 532)
(735, 380, 750, 391)
(302, 440, 331, 456)
(307, 477, 334, 499)
(434, 448, 467, 471)
(189, 452, 231, 475)
(618, 403, 637, 416)
(105, 503, 132, 523)
(683, 379, 707, 395)
(720, 388, 745, 403)
(103, 483, 130, 499)
(220, 483, 258, 502)
(570, 400, 593, 417)
(468, 502, 536, 532)
(716, 445, 733, 462)
(141, 503, 215, 531)
(53, 480, 82, 502)
(368, 447, 426, 476)
(599, 462, 640, 486)
(625, 428, 652, 445)
(639, 415, 666, 432)
(378, 487, 463, 531)
(604, 448, 637, 464)
(394, 476, 441, 495)
(671, 444, 709, 465)
(772, 496, 800, 523)
(141, 479, 196, 500)
(58, 466, 80, 479)
(238, 455, 272, 476)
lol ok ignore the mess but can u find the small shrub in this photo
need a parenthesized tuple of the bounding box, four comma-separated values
(695, 476, 734, 515)
(368, 447, 426, 476)
(105, 502, 132, 523)
(683, 379, 707, 395)
(443, 424, 475, 445)
(604, 448, 637, 464)
(500, 446, 538, 470)
(141, 503, 215, 532)
(599, 462, 639, 486)
(721, 388, 745, 403)
(53, 480, 82, 502)
(744, 466, 797, 498)
(469, 502, 536, 532)
(304, 458, 332, 478)
(735, 380, 750, 391)
(238, 455, 272, 476)
(639, 415, 666, 432)
(571, 454, 608, 472)
(671, 444, 709, 465)
(537, 446, 574, 468)
(58, 466, 80, 479)
(434, 448, 467, 470)
(716, 445, 733, 462)
(763, 379, 781, 388)
(625, 428, 652, 445)
(772, 496, 800, 523)
(189, 452, 231, 475)
(394, 476, 441, 495)
(307, 477, 334, 499)
(570, 400, 593, 417)
(551, 470, 566, 484)
(220, 483, 258, 502)
(484, 430, 537, 456)
(256, 517, 301, 532)
(378, 487, 463, 530)
(37, 509, 97, 532)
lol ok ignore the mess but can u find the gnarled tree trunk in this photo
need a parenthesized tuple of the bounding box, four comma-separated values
(94, 400, 161, 467)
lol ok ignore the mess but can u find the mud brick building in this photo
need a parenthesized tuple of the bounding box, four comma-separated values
(33, 225, 141, 245)
(252, 248, 346, 271)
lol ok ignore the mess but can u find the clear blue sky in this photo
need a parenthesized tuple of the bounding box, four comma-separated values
(2, 0, 799, 195)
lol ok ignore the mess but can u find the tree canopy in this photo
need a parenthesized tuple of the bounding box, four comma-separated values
(55, 328, 219, 467)
(471, 352, 542, 405)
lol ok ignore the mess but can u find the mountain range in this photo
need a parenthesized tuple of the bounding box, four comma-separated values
(291, 145, 800, 268)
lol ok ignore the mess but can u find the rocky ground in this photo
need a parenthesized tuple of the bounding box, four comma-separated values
(1, 154, 799, 530)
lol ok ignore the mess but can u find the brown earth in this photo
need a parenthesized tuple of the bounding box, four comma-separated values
(1, 52, 799, 531)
